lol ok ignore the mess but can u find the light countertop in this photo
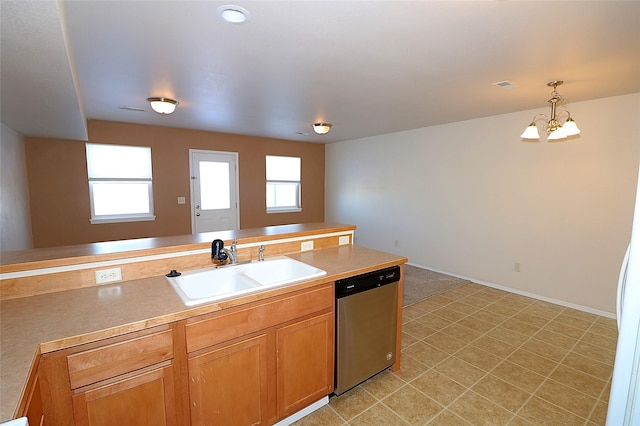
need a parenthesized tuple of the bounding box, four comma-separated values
(0, 245, 406, 421)
(0, 222, 356, 272)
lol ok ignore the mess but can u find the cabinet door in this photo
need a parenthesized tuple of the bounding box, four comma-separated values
(188, 334, 270, 425)
(276, 312, 334, 417)
(71, 364, 176, 426)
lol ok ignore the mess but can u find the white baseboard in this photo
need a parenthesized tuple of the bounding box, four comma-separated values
(405, 262, 616, 319)
(273, 396, 329, 426)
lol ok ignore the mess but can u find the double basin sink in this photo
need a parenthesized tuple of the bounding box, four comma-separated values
(166, 256, 327, 306)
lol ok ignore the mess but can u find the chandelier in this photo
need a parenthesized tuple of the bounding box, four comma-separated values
(520, 81, 581, 141)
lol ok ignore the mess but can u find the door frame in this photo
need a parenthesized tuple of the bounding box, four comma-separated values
(188, 149, 240, 234)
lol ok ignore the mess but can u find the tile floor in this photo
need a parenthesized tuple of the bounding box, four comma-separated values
(294, 282, 617, 425)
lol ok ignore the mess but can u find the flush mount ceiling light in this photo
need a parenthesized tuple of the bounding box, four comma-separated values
(147, 97, 178, 115)
(217, 5, 250, 23)
(312, 123, 332, 135)
(520, 81, 581, 141)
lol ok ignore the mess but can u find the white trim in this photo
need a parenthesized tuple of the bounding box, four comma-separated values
(1, 231, 354, 280)
(90, 214, 156, 224)
(406, 261, 616, 319)
(267, 207, 302, 214)
(273, 396, 328, 426)
(0, 248, 210, 280)
(254, 230, 354, 248)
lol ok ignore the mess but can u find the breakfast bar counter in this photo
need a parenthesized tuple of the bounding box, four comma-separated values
(1, 243, 407, 422)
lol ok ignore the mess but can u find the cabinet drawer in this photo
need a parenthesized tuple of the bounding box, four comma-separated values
(67, 330, 173, 389)
(186, 283, 333, 353)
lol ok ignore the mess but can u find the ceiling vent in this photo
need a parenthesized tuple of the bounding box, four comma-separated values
(492, 80, 518, 89)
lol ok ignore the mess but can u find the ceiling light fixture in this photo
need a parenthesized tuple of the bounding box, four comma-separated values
(217, 5, 250, 23)
(312, 123, 332, 135)
(520, 81, 581, 141)
(147, 97, 178, 115)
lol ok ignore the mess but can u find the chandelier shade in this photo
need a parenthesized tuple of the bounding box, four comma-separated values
(561, 117, 581, 136)
(520, 123, 540, 139)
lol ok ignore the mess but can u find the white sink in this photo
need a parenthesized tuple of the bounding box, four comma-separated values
(166, 256, 326, 306)
(167, 264, 259, 305)
(241, 257, 327, 287)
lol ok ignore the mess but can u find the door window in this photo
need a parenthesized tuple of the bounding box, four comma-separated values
(199, 161, 230, 210)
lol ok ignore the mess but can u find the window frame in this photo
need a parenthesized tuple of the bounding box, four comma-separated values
(86, 143, 156, 224)
(266, 155, 302, 214)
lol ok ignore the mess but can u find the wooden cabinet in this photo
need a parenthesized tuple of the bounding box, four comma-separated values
(28, 283, 334, 426)
(184, 282, 334, 425)
(67, 329, 176, 426)
(35, 325, 177, 426)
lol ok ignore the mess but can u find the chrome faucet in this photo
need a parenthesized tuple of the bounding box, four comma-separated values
(212, 239, 238, 264)
(258, 245, 265, 261)
(223, 239, 238, 264)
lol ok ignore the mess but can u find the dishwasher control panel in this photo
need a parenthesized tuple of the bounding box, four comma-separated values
(335, 265, 400, 298)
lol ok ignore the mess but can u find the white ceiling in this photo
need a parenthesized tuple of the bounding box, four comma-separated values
(2, 1, 639, 144)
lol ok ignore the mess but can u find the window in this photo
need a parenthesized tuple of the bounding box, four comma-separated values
(266, 155, 301, 213)
(199, 160, 230, 210)
(86, 143, 155, 224)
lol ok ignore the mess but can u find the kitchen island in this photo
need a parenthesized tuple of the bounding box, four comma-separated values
(0, 223, 407, 424)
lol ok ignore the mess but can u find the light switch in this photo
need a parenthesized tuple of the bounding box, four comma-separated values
(177, 197, 186, 205)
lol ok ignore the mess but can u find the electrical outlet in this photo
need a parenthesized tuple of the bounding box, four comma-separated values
(514, 262, 521, 272)
(339, 235, 350, 245)
(301, 241, 314, 251)
(95, 267, 122, 284)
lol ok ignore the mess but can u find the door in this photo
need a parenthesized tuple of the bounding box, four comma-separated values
(190, 150, 239, 233)
(276, 312, 334, 418)
(188, 334, 271, 425)
(607, 166, 640, 424)
(71, 364, 176, 426)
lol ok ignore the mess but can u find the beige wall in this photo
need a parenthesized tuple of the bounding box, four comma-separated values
(1, 124, 33, 251)
(326, 93, 640, 314)
(26, 120, 324, 248)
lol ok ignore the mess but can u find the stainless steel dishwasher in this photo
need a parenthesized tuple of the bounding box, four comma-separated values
(334, 265, 400, 395)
